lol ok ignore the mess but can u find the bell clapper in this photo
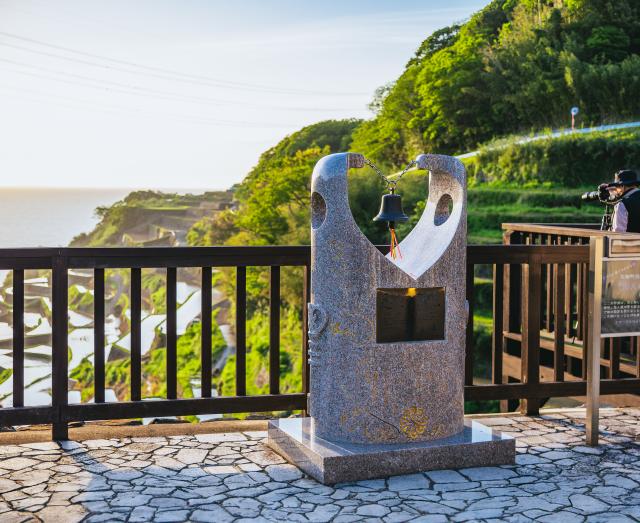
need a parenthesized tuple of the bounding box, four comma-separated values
(389, 221, 402, 260)
(387, 186, 402, 260)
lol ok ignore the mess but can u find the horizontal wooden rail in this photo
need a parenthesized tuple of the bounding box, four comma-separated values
(502, 223, 601, 237)
(465, 379, 640, 401)
(0, 406, 53, 426)
(467, 244, 589, 264)
(0, 246, 311, 269)
(64, 394, 307, 422)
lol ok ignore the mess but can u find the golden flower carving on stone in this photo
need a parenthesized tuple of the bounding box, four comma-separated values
(399, 406, 427, 439)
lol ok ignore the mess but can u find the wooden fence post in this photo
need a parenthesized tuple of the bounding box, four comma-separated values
(521, 259, 541, 415)
(52, 254, 69, 440)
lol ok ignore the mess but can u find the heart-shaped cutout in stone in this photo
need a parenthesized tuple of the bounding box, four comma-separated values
(311, 153, 466, 281)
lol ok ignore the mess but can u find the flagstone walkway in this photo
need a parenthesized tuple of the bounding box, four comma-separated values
(1, 408, 639, 522)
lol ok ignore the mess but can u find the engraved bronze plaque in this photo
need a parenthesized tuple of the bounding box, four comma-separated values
(376, 287, 445, 343)
(601, 259, 640, 336)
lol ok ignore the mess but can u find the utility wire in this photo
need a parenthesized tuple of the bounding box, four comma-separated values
(0, 31, 368, 97)
(0, 59, 234, 106)
(0, 84, 299, 128)
(0, 56, 359, 112)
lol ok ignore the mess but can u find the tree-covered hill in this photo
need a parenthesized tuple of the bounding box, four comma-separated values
(71, 190, 232, 247)
(352, 0, 640, 168)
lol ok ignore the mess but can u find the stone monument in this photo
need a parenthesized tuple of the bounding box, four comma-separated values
(267, 152, 515, 484)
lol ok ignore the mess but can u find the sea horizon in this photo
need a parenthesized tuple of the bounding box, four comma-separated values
(0, 186, 221, 249)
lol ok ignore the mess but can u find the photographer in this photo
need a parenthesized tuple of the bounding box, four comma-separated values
(605, 170, 640, 233)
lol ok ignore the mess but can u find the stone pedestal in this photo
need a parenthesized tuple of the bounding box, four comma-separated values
(268, 418, 515, 485)
(267, 151, 515, 483)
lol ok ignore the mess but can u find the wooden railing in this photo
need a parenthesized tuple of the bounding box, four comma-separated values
(0, 242, 638, 440)
(496, 224, 640, 412)
(0, 247, 310, 439)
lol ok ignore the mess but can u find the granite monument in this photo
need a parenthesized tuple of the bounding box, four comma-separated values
(268, 152, 515, 484)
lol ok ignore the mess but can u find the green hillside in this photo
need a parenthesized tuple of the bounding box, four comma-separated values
(71, 190, 231, 247)
(352, 0, 640, 167)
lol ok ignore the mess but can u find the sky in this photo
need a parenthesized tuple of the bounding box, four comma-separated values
(0, 0, 485, 190)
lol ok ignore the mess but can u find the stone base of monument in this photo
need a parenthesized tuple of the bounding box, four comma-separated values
(267, 417, 515, 485)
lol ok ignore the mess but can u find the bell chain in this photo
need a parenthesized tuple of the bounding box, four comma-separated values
(363, 157, 417, 191)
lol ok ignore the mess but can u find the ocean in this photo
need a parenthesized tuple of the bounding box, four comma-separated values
(0, 187, 205, 248)
(0, 188, 132, 248)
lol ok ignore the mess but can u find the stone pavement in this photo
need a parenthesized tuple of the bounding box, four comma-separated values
(0, 408, 639, 523)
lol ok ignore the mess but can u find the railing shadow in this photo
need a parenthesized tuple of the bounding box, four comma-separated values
(59, 431, 295, 520)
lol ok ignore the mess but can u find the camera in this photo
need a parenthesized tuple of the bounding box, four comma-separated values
(581, 183, 622, 232)
(581, 184, 618, 203)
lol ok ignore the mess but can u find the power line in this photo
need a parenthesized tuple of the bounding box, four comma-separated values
(0, 56, 360, 113)
(0, 31, 368, 97)
(0, 84, 300, 128)
(0, 58, 230, 106)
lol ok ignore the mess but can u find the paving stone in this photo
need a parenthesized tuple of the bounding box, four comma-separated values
(0, 457, 38, 471)
(407, 500, 457, 515)
(538, 510, 586, 522)
(570, 493, 610, 514)
(584, 515, 636, 523)
(432, 481, 480, 492)
(150, 497, 187, 509)
(109, 492, 151, 507)
(388, 473, 430, 491)
(104, 469, 143, 481)
(224, 486, 269, 497)
(70, 490, 114, 503)
(442, 491, 486, 501)
(357, 503, 390, 517)
(411, 515, 449, 522)
(129, 505, 156, 522)
(451, 508, 506, 521)
(175, 448, 208, 465)
(460, 466, 517, 480)
(507, 495, 562, 513)
(191, 505, 235, 522)
(573, 446, 604, 455)
(203, 465, 237, 475)
(153, 510, 190, 522)
(191, 485, 227, 498)
(220, 497, 260, 518)
(0, 478, 20, 494)
(541, 450, 576, 460)
(306, 504, 341, 522)
(425, 470, 466, 483)
(297, 492, 334, 505)
(603, 475, 638, 489)
(36, 504, 86, 522)
(238, 463, 261, 472)
(243, 450, 286, 466)
(264, 463, 304, 482)
(195, 433, 247, 443)
(334, 515, 363, 523)
(516, 454, 549, 465)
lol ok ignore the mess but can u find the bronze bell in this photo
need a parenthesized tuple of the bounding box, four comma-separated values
(373, 190, 409, 224)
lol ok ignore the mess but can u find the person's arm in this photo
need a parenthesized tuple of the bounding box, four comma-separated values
(612, 202, 628, 232)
